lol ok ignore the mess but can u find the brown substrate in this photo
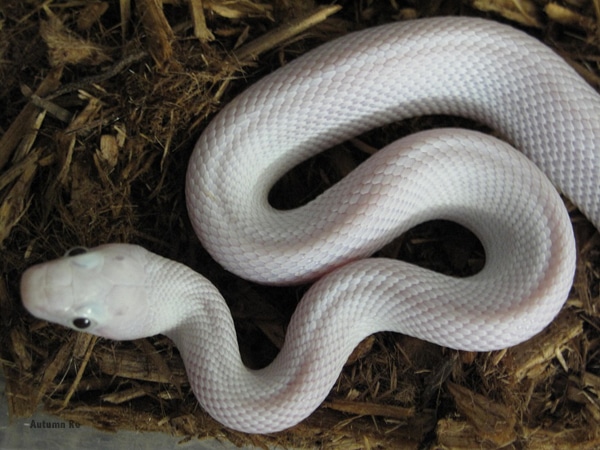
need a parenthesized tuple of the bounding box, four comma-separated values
(1, 1, 599, 448)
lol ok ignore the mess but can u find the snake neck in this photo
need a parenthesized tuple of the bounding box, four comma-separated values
(141, 251, 373, 433)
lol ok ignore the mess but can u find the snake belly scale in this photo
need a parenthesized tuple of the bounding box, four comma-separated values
(21, 17, 600, 433)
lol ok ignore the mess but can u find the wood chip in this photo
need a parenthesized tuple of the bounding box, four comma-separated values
(446, 381, 517, 446)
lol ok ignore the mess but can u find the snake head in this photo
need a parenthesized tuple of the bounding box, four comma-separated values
(21, 244, 153, 340)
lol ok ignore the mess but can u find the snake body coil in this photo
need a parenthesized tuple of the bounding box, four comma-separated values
(21, 17, 600, 433)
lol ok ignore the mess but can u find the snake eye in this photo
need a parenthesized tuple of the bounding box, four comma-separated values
(73, 317, 92, 329)
(65, 247, 88, 257)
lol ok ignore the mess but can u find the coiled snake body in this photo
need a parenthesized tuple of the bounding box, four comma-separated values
(21, 17, 600, 433)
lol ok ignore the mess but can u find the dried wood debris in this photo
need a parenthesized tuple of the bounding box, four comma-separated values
(1, 0, 599, 448)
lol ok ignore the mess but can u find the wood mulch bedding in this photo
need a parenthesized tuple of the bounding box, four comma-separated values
(1, 0, 599, 448)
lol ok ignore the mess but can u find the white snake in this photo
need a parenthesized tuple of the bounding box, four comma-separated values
(20, 17, 600, 433)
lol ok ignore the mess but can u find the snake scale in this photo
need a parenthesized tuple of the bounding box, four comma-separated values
(21, 17, 600, 433)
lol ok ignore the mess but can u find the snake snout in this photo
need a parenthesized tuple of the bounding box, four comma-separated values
(20, 264, 54, 319)
(20, 256, 86, 322)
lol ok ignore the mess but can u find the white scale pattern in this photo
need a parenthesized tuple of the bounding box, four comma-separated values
(21, 17, 600, 433)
